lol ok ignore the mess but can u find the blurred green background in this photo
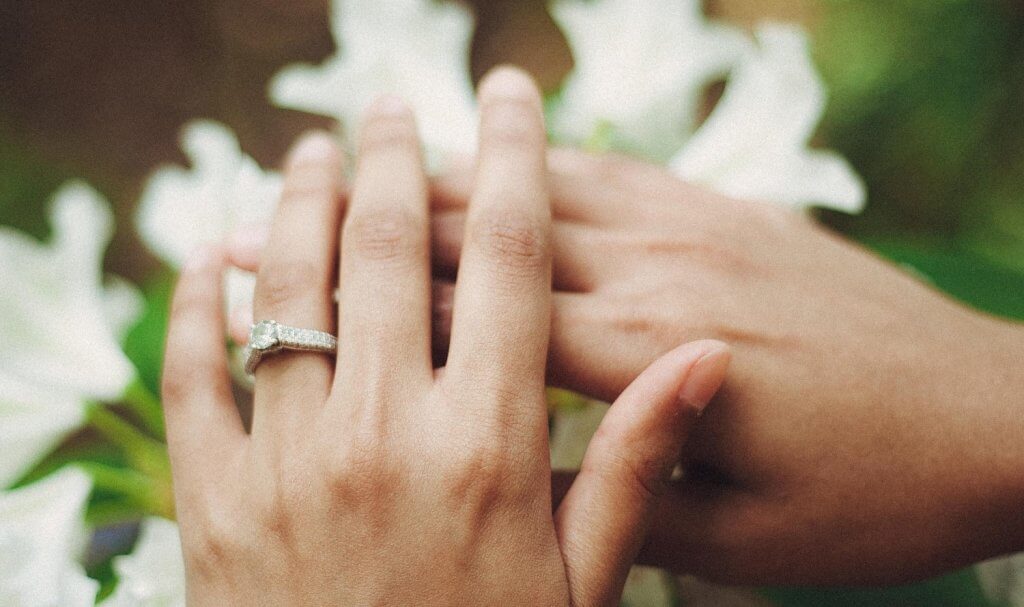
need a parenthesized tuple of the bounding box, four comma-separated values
(1, 0, 1022, 604)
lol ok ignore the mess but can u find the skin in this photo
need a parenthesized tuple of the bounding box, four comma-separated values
(163, 67, 731, 606)
(226, 103, 1024, 587)
(422, 150, 1024, 586)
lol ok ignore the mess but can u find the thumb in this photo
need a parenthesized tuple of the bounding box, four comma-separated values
(554, 340, 730, 607)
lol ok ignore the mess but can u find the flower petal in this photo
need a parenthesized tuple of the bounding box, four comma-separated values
(135, 120, 282, 268)
(0, 182, 137, 402)
(977, 554, 1024, 607)
(103, 276, 145, 342)
(269, 0, 478, 160)
(99, 517, 186, 607)
(550, 0, 748, 161)
(0, 468, 97, 606)
(0, 373, 85, 488)
(670, 24, 866, 213)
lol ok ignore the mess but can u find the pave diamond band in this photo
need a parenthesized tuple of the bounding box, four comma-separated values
(243, 320, 337, 375)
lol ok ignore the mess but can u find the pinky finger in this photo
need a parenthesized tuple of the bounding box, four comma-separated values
(163, 248, 246, 482)
(554, 340, 730, 607)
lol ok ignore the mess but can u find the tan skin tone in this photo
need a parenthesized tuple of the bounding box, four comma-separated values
(231, 144, 1024, 588)
(164, 67, 731, 606)
(424, 150, 1024, 586)
(224, 65, 1024, 589)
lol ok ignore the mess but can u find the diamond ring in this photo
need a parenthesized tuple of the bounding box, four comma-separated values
(243, 320, 338, 375)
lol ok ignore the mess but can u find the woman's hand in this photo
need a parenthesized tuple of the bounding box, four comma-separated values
(163, 68, 730, 606)
(426, 149, 1024, 585)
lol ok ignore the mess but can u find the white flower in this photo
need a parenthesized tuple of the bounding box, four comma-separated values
(100, 518, 186, 607)
(0, 183, 140, 487)
(670, 25, 866, 213)
(549, 0, 748, 161)
(136, 120, 281, 328)
(136, 120, 282, 268)
(0, 468, 97, 606)
(269, 0, 478, 160)
(977, 554, 1024, 607)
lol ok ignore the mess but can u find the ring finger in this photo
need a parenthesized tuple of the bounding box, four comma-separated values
(252, 131, 346, 432)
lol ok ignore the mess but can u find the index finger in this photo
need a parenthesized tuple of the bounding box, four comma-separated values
(446, 67, 551, 410)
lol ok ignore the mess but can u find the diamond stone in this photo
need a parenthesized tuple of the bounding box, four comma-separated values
(250, 321, 278, 350)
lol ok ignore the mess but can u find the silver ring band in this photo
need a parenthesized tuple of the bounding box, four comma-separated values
(243, 320, 337, 375)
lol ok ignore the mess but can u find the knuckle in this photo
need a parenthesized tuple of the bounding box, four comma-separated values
(160, 367, 192, 406)
(323, 431, 401, 504)
(344, 208, 424, 264)
(470, 211, 549, 280)
(188, 506, 245, 576)
(256, 484, 301, 542)
(587, 449, 669, 503)
(439, 440, 513, 509)
(256, 259, 325, 314)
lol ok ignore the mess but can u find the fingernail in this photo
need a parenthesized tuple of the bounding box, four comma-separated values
(366, 94, 411, 118)
(679, 341, 731, 414)
(288, 130, 338, 164)
(478, 65, 538, 101)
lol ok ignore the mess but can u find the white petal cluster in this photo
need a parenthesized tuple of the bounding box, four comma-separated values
(0, 468, 97, 606)
(99, 518, 186, 607)
(270, 0, 478, 160)
(670, 25, 866, 213)
(136, 120, 282, 268)
(0, 184, 140, 487)
(549, 0, 748, 161)
(977, 554, 1024, 607)
(135, 120, 282, 322)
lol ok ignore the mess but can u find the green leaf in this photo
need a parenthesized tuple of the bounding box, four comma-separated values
(762, 567, 994, 607)
(867, 239, 1024, 320)
(123, 272, 175, 398)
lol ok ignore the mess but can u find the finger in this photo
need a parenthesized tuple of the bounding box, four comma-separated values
(252, 131, 345, 425)
(163, 247, 245, 487)
(446, 67, 552, 425)
(431, 281, 632, 401)
(431, 147, 646, 226)
(431, 210, 602, 292)
(555, 340, 730, 607)
(334, 95, 433, 395)
(551, 469, 758, 582)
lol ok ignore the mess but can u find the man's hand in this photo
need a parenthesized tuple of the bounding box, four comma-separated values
(426, 150, 1024, 586)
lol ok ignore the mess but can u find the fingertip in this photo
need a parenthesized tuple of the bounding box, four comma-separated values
(286, 130, 341, 168)
(678, 340, 730, 415)
(478, 65, 541, 106)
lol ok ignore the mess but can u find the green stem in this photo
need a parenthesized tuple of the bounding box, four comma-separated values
(87, 405, 171, 482)
(76, 461, 156, 510)
(86, 404, 175, 518)
(122, 378, 165, 438)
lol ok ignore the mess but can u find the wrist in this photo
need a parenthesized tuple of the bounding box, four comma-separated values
(951, 313, 1024, 558)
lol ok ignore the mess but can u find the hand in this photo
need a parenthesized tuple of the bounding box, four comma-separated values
(163, 68, 730, 606)
(426, 149, 1024, 585)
